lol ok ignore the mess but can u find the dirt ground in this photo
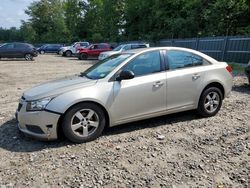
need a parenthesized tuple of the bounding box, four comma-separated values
(0, 55, 249, 188)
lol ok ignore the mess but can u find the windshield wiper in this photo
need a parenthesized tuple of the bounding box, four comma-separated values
(79, 72, 93, 79)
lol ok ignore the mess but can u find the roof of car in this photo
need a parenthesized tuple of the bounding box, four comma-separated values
(122, 47, 218, 63)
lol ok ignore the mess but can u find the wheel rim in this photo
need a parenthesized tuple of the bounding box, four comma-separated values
(204, 91, 220, 113)
(71, 109, 99, 137)
(66, 51, 71, 56)
(25, 54, 32, 60)
(41, 51, 45, 54)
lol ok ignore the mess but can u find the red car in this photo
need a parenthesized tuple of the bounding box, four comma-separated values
(77, 43, 112, 60)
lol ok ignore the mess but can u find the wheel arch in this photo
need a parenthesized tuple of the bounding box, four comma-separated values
(200, 81, 225, 100)
(57, 100, 110, 138)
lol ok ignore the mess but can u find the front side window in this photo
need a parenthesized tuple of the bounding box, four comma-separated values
(81, 54, 132, 80)
(122, 45, 131, 51)
(123, 51, 161, 77)
(166, 50, 207, 70)
(2, 43, 14, 49)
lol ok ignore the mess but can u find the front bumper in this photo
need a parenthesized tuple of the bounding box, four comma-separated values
(16, 101, 61, 141)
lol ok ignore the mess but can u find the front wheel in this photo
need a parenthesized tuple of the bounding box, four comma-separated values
(65, 50, 72, 57)
(79, 53, 88, 60)
(24, 54, 34, 61)
(62, 103, 106, 143)
(197, 87, 223, 117)
(40, 50, 45, 54)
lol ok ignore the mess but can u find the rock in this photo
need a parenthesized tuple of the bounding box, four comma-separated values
(157, 135, 165, 140)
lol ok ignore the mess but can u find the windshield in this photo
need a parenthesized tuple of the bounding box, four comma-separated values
(80, 54, 132, 80)
(113, 45, 125, 51)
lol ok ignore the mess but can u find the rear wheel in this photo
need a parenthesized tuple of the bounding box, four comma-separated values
(65, 50, 72, 57)
(62, 103, 106, 143)
(79, 53, 88, 60)
(24, 53, 34, 61)
(197, 87, 223, 117)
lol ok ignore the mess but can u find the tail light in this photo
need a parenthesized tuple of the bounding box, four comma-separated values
(226, 65, 233, 76)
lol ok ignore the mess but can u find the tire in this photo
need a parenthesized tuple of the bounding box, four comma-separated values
(79, 53, 88, 60)
(40, 50, 45, 54)
(24, 53, 34, 61)
(65, 50, 72, 57)
(62, 103, 106, 143)
(197, 87, 223, 117)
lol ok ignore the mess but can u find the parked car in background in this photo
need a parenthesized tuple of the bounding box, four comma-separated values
(98, 43, 149, 60)
(77, 43, 112, 60)
(37, 44, 64, 54)
(0, 42, 38, 61)
(245, 61, 250, 84)
(59, 42, 89, 57)
(16, 47, 233, 143)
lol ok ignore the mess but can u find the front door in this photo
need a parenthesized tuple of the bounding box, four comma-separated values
(0, 43, 15, 58)
(110, 50, 167, 124)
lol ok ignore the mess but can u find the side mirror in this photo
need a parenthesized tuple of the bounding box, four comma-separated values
(116, 70, 135, 81)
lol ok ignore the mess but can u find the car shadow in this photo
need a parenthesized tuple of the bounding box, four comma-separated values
(232, 84, 250, 95)
(0, 110, 199, 153)
(0, 59, 28, 61)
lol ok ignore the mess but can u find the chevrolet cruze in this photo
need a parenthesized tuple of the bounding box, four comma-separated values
(16, 47, 233, 143)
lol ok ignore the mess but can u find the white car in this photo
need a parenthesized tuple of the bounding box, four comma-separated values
(98, 43, 149, 60)
(16, 47, 233, 143)
(59, 42, 89, 57)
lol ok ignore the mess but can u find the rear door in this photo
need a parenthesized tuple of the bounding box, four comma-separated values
(164, 50, 209, 110)
(14, 43, 27, 57)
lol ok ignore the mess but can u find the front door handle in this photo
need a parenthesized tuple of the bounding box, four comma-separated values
(192, 74, 201, 80)
(153, 81, 164, 88)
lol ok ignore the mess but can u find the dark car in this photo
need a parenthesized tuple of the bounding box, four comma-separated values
(77, 43, 112, 60)
(245, 62, 250, 84)
(0, 42, 38, 61)
(37, 44, 64, 54)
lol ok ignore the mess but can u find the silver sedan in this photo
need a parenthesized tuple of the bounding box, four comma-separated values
(16, 47, 233, 143)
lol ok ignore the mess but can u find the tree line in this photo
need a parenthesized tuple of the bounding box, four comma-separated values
(0, 0, 249, 43)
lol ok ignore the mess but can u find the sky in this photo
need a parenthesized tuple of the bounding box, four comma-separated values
(0, 0, 34, 29)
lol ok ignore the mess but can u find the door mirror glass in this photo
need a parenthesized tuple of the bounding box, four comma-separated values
(116, 70, 135, 81)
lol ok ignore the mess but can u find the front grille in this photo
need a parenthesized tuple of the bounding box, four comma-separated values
(26, 125, 44, 134)
(17, 103, 23, 111)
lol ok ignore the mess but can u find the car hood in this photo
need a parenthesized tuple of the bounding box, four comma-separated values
(101, 51, 120, 56)
(23, 76, 97, 101)
(60, 46, 71, 51)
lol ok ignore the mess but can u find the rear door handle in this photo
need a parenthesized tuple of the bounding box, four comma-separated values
(153, 81, 164, 88)
(192, 74, 201, 80)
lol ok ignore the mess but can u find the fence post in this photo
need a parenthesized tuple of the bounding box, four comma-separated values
(221, 36, 229, 61)
(195, 37, 200, 50)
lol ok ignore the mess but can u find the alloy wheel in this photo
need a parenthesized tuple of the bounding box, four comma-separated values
(25, 54, 33, 61)
(204, 91, 220, 113)
(70, 109, 99, 137)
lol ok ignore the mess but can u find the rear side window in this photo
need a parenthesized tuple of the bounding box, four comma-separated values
(15, 43, 26, 49)
(131, 44, 147, 49)
(123, 51, 161, 77)
(166, 50, 207, 70)
(98, 44, 108, 49)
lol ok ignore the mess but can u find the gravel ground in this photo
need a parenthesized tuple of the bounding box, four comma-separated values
(0, 55, 249, 188)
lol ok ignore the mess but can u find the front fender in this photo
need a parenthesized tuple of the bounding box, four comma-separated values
(45, 82, 113, 119)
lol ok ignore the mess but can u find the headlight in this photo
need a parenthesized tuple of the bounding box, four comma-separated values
(77, 50, 80, 53)
(26, 97, 52, 111)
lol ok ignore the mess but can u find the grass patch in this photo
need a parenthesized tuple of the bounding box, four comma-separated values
(228, 63, 246, 74)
